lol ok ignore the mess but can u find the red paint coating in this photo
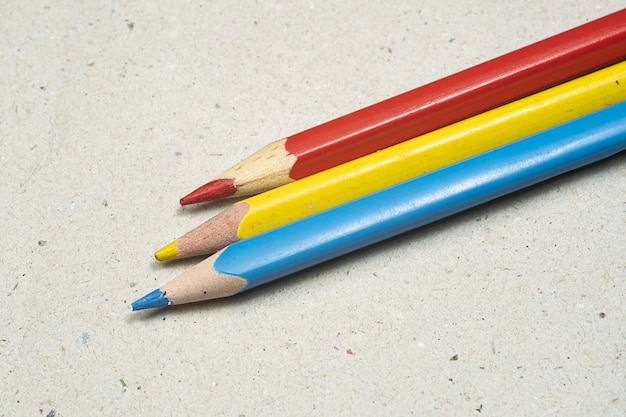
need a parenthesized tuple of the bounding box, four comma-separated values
(180, 178, 237, 205)
(285, 9, 626, 180)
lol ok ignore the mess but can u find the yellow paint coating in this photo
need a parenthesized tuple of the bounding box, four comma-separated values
(238, 61, 626, 239)
(155, 240, 179, 261)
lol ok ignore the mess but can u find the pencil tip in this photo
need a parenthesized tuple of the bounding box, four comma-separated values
(180, 178, 237, 205)
(155, 240, 179, 261)
(132, 288, 170, 311)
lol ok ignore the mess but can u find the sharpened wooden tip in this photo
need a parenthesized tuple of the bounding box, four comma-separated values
(180, 178, 237, 205)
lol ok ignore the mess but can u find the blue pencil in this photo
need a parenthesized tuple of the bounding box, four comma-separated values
(132, 100, 626, 311)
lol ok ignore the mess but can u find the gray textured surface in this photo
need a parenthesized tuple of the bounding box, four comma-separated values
(2, 2, 625, 416)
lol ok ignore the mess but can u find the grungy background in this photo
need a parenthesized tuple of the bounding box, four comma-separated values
(1, 1, 625, 416)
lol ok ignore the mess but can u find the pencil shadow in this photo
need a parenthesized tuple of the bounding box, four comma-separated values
(176, 195, 245, 216)
(147, 255, 208, 273)
(125, 296, 235, 322)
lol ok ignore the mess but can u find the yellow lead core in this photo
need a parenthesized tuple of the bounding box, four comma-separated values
(154, 240, 179, 261)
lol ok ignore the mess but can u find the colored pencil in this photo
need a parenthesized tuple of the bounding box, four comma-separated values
(133, 100, 626, 310)
(156, 61, 626, 261)
(179, 8, 626, 205)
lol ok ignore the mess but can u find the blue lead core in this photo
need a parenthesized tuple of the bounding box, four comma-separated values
(131, 288, 170, 311)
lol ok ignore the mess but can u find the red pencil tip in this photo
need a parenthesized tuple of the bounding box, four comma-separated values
(180, 178, 237, 205)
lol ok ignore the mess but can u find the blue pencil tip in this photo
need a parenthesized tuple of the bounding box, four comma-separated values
(132, 288, 170, 311)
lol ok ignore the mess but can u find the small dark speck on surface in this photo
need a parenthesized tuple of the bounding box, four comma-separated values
(40, 86, 46, 90)
(450, 354, 458, 361)
(127, 21, 134, 31)
(476, 404, 483, 413)
(38, 240, 47, 246)
(175, 151, 182, 156)
(599, 312, 606, 318)
(215, 103, 221, 108)
(46, 410, 56, 417)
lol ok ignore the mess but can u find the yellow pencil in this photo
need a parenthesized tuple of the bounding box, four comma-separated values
(156, 60, 626, 261)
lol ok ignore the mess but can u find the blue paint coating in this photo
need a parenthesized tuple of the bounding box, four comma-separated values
(214, 100, 626, 291)
(132, 288, 170, 311)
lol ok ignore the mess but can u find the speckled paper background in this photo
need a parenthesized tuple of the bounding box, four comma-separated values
(2, 2, 625, 415)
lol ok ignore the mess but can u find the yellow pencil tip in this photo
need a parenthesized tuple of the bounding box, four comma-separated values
(155, 240, 179, 261)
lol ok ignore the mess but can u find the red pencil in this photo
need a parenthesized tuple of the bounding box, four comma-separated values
(181, 8, 626, 205)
